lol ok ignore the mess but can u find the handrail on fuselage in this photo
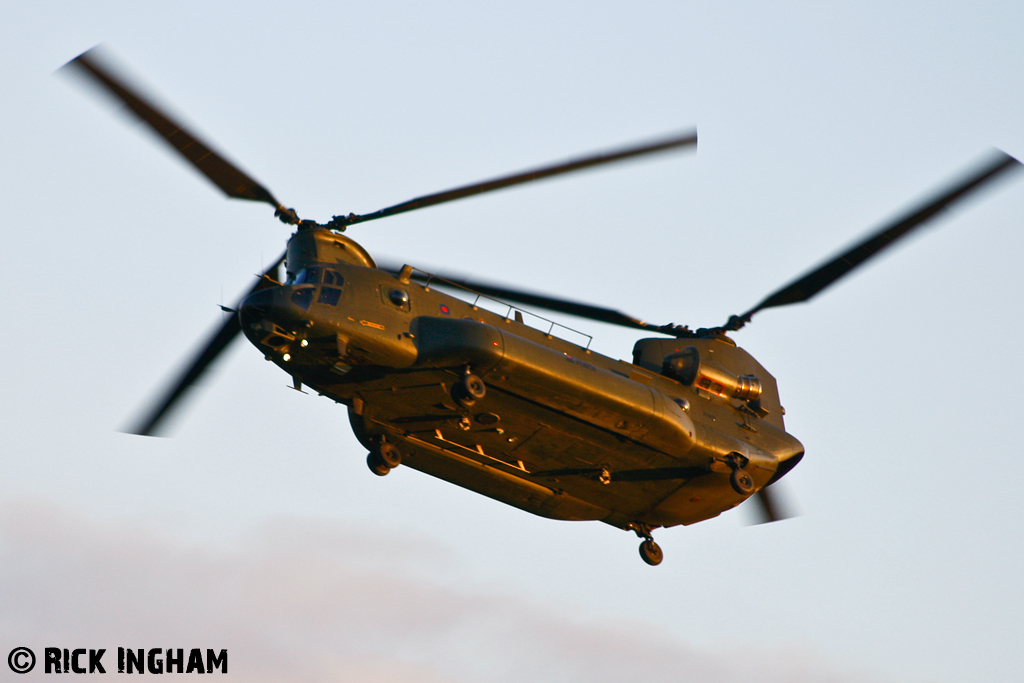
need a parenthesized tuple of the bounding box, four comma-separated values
(402, 266, 595, 350)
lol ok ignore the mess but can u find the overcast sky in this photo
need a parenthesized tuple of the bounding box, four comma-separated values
(3, 2, 1024, 682)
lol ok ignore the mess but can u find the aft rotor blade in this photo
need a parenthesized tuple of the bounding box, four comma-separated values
(65, 47, 297, 221)
(724, 150, 1022, 331)
(126, 254, 285, 436)
(376, 261, 686, 336)
(340, 129, 697, 227)
(749, 486, 794, 525)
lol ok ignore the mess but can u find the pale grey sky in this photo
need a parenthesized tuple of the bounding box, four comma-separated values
(1, 498, 878, 682)
(2, 2, 1023, 681)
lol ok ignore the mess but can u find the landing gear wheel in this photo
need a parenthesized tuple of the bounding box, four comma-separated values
(452, 373, 486, 408)
(378, 442, 402, 468)
(639, 539, 663, 566)
(730, 468, 756, 495)
(366, 451, 391, 477)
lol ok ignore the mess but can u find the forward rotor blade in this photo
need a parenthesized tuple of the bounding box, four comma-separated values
(340, 129, 697, 227)
(65, 47, 296, 221)
(376, 261, 685, 336)
(126, 254, 285, 436)
(724, 150, 1022, 331)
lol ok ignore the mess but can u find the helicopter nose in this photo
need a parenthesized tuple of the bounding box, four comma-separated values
(239, 286, 314, 353)
(239, 285, 317, 332)
(239, 288, 275, 328)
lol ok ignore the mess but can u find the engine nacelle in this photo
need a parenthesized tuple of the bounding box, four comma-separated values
(662, 346, 762, 401)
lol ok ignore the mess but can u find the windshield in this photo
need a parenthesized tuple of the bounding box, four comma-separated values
(286, 267, 320, 285)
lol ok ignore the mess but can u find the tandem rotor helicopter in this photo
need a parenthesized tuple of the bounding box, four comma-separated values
(66, 47, 1021, 565)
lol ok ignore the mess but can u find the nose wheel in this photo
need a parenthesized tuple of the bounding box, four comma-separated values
(366, 441, 402, 476)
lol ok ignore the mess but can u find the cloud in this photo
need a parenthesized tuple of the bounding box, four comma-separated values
(0, 499, 877, 683)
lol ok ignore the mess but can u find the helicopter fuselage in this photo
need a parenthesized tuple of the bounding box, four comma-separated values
(239, 227, 804, 533)
(65, 47, 1022, 566)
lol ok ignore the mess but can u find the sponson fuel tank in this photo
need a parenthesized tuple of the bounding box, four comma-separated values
(413, 316, 698, 460)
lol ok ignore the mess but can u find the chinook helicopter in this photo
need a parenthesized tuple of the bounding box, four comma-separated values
(66, 48, 1021, 565)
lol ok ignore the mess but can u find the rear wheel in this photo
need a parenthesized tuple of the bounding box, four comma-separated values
(378, 442, 402, 468)
(730, 468, 755, 495)
(366, 451, 391, 477)
(639, 540, 663, 566)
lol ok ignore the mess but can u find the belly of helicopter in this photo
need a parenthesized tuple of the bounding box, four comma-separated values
(308, 361, 752, 531)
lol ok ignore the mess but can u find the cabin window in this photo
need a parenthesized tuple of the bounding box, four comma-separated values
(317, 287, 342, 306)
(380, 286, 411, 311)
(388, 288, 410, 307)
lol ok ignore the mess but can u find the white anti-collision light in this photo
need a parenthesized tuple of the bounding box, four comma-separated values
(300, 339, 309, 347)
(282, 353, 291, 361)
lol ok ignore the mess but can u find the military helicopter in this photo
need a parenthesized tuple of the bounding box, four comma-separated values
(66, 48, 1021, 566)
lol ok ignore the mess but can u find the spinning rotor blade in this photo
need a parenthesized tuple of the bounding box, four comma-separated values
(65, 47, 298, 223)
(127, 254, 286, 436)
(337, 130, 698, 228)
(749, 486, 794, 525)
(376, 261, 687, 336)
(66, 48, 694, 231)
(723, 150, 1022, 331)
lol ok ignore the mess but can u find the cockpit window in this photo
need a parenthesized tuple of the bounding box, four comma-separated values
(317, 287, 342, 306)
(296, 268, 320, 285)
(286, 268, 320, 285)
(291, 287, 314, 311)
(324, 269, 344, 286)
